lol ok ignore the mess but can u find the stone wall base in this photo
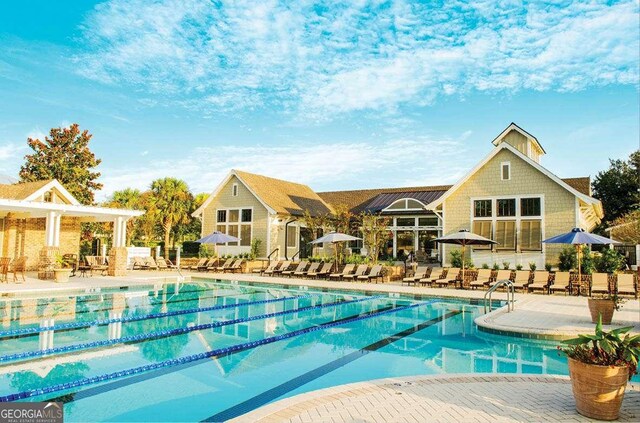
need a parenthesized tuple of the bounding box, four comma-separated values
(38, 246, 60, 280)
(108, 247, 128, 277)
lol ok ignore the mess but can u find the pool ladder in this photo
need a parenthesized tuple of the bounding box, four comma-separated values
(483, 279, 515, 314)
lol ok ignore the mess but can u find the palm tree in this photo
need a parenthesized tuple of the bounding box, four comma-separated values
(104, 188, 142, 245)
(150, 178, 193, 257)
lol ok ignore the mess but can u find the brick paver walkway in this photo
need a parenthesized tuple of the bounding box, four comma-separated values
(233, 375, 640, 423)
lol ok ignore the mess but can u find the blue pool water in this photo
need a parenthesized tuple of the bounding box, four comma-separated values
(0, 280, 628, 421)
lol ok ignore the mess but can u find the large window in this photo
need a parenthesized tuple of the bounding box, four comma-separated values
(521, 220, 542, 250)
(216, 208, 253, 246)
(521, 198, 541, 217)
(474, 200, 492, 218)
(495, 220, 516, 250)
(497, 199, 516, 217)
(472, 220, 492, 249)
(286, 226, 297, 248)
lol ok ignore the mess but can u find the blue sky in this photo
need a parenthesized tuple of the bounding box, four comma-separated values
(0, 0, 638, 200)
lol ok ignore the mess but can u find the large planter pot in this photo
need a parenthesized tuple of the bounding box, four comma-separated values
(567, 357, 629, 421)
(53, 268, 72, 283)
(588, 298, 615, 324)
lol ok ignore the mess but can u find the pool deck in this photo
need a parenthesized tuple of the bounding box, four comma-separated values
(231, 374, 640, 423)
(2, 271, 640, 422)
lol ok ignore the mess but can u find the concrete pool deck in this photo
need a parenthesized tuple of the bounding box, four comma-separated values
(231, 374, 640, 423)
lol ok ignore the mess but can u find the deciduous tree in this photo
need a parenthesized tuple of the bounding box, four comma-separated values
(19, 124, 102, 205)
(592, 150, 640, 226)
(359, 212, 391, 263)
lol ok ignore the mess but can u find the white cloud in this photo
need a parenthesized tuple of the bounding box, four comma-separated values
(96, 135, 470, 200)
(76, 0, 640, 117)
(0, 143, 25, 160)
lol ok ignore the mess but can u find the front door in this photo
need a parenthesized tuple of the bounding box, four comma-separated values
(299, 228, 314, 259)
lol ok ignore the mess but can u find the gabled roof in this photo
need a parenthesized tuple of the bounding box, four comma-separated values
(0, 179, 79, 205)
(193, 170, 333, 217)
(491, 122, 546, 155)
(318, 185, 452, 214)
(426, 143, 603, 219)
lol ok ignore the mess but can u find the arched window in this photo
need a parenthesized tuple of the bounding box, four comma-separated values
(382, 198, 427, 212)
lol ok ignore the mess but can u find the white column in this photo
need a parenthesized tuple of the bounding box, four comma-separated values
(53, 214, 61, 247)
(45, 211, 56, 247)
(113, 217, 122, 248)
(176, 246, 181, 268)
(119, 218, 127, 247)
(155, 245, 161, 259)
(101, 243, 107, 260)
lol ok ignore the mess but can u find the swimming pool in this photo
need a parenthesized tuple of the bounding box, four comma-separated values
(0, 280, 618, 421)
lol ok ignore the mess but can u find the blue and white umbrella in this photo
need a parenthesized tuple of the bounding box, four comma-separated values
(196, 231, 239, 256)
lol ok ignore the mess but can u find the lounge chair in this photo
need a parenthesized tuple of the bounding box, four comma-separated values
(489, 270, 513, 287)
(258, 260, 280, 275)
(616, 273, 637, 298)
(188, 258, 208, 271)
(402, 266, 429, 286)
(198, 258, 217, 272)
(213, 258, 233, 272)
(357, 264, 383, 283)
(164, 258, 178, 269)
(469, 269, 493, 290)
(549, 272, 571, 295)
(0, 257, 11, 283)
(298, 262, 320, 277)
(528, 271, 550, 294)
(272, 260, 292, 276)
(590, 273, 610, 295)
(264, 261, 290, 276)
(308, 262, 333, 279)
(419, 268, 445, 287)
(282, 261, 308, 277)
(10, 256, 26, 283)
(144, 256, 159, 270)
(342, 265, 368, 281)
(512, 270, 531, 291)
(433, 268, 461, 288)
(329, 264, 355, 280)
(156, 257, 169, 271)
(224, 259, 244, 273)
(88, 256, 108, 275)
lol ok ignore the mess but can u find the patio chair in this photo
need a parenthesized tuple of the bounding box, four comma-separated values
(549, 272, 571, 295)
(224, 259, 244, 273)
(402, 266, 429, 286)
(156, 257, 169, 271)
(258, 260, 280, 275)
(282, 261, 308, 277)
(11, 256, 26, 283)
(0, 257, 11, 283)
(527, 271, 550, 294)
(78, 256, 91, 276)
(131, 256, 149, 270)
(272, 260, 292, 276)
(144, 256, 159, 270)
(212, 258, 233, 272)
(163, 258, 178, 269)
(357, 264, 383, 283)
(342, 265, 368, 281)
(489, 270, 513, 287)
(616, 273, 637, 298)
(199, 257, 217, 272)
(512, 270, 531, 291)
(63, 254, 78, 277)
(188, 258, 208, 271)
(419, 268, 445, 287)
(433, 268, 461, 288)
(88, 256, 108, 275)
(308, 262, 333, 279)
(298, 262, 320, 277)
(590, 273, 610, 295)
(469, 269, 493, 290)
(329, 264, 355, 281)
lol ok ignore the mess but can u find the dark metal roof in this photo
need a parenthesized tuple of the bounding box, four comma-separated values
(363, 191, 448, 213)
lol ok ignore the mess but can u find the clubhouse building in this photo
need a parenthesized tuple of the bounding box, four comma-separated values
(193, 123, 603, 268)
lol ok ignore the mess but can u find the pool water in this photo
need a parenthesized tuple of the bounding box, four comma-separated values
(0, 280, 625, 422)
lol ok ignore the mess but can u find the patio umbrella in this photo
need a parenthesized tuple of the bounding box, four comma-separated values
(310, 231, 362, 272)
(543, 228, 619, 295)
(196, 231, 240, 256)
(433, 230, 497, 287)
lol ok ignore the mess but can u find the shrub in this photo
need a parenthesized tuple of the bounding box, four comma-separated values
(595, 248, 625, 274)
(450, 249, 473, 268)
(492, 263, 500, 270)
(580, 246, 595, 275)
(344, 254, 366, 265)
(558, 247, 577, 271)
(515, 264, 523, 270)
(502, 261, 510, 270)
(250, 238, 262, 260)
(529, 262, 537, 271)
(198, 244, 213, 258)
(545, 263, 553, 272)
(482, 263, 490, 269)
(181, 241, 200, 256)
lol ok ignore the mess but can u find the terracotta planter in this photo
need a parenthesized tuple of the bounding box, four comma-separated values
(53, 268, 72, 283)
(567, 357, 629, 421)
(588, 298, 615, 324)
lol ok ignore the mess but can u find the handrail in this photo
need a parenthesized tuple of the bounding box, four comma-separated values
(291, 250, 301, 261)
(484, 279, 515, 314)
(267, 248, 279, 264)
(404, 252, 416, 275)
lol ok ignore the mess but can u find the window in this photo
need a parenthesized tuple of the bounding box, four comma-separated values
(232, 183, 238, 197)
(227, 225, 238, 246)
(521, 198, 541, 217)
(501, 162, 511, 180)
(497, 199, 516, 217)
(418, 217, 439, 226)
(474, 200, 492, 218)
(495, 220, 516, 250)
(44, 191, 52, 202)
(406, 199, 424, 209)
(240, 225, 251, 246)
(241, 209, 252, 222)
(216, 225, 226, 233)
(286, 226, 297, 248)
(229, 209, 239, 223)
(396, 217, 415, 227)
(521, 220, 542, 250)
(217, 210, 227, 223)
(472, 221, 492, 250)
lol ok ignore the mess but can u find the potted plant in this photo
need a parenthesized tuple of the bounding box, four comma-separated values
(560, 316, 639, 420)
(588, 292, 626, 325)
(53, 255, 73, 283)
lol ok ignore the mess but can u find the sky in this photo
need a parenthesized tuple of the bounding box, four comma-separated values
(0, 0, 638, 201)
